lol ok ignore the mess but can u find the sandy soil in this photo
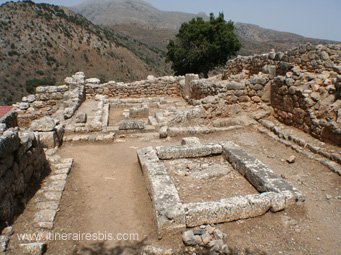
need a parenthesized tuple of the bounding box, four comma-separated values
(165, 156, 258, 203)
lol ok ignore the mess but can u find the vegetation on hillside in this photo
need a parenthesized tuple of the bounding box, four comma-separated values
(0, 1, 161, 105)
(167, 13, 241, 77)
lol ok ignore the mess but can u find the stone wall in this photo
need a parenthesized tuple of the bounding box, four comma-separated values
(16, 72, 86, 128)
(222, 44, 341, 79)
(271, 72, 341, 146)
(0, 108, 17, 132)
(220, 43, 341, 145)
(188, 72, 270, 103)
(0, 129, 50, 228)
(223, 54, 276, 77)
(16, 85, 69, 127)
(182, 71, 271, 119)
(85, 75, 183, 98)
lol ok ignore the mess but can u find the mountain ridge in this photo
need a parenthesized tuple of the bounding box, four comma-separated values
(74, 0, 336, 55)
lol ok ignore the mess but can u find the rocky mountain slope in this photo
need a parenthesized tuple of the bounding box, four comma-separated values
(235, 23, 335, 55)
(0, 1, 166, 105)
(74, 0, 335, 55)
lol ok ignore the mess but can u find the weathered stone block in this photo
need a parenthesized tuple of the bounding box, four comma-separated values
(31, 117, 56, 132)
(119, 120, 145, 130)
(181, 137, 201, 146)
(129, 107, 149, 118)
(156, 144, 223, 160)
(184, 193, 274, 227)
(75, 112, 87, 123)
(159, 126, 168, 139)
(19, 242, 47, 255)
(0, 130, 20, 158)
(36, 131, 57, 149)
(221, 141, 304, 202)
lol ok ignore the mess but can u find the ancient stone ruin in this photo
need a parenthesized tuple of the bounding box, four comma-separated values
(1, 43, 340, 254)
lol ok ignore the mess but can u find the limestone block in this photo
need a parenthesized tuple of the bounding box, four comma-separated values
(159, 126, 168, 139)
(129, 107, 149, 118)
(27, 94, 36, 103)
(75, 112, 87, 123)
(86, 78, 101, 84)
(181, 137, 201, 146)
(156, 144, 222, 160)
(19, 243, 47, 255)
(0, 130, 20, 158)
(34, 209, 56, 223)
(37, 131, 57, 149)
(119, 120, 145, 130)
(31, 117, 56, 132)
(221, 141, 304, 202)
(184, 193, 275, 227)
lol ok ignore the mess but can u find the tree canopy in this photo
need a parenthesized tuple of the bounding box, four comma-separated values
(167, 13, 241, 77)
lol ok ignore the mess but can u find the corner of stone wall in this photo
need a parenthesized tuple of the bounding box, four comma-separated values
(0, 128, 50, 230)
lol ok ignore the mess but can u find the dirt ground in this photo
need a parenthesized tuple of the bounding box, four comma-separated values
(165, 156, 258, 203)
(6, 127, 341, 255)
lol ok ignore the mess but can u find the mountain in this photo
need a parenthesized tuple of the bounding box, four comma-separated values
(74, 0, 336, 55)
(0, 1, 166, 105)
(74, 0, 206, 30)
(234, 23, 336, 55)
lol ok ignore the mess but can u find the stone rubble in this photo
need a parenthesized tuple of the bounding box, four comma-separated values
(182, 225, 229, 254)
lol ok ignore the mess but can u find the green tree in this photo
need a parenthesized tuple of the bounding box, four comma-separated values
(167, 13, 241, 77)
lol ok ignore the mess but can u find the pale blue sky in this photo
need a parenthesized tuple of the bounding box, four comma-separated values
(1, 0, 340, 41)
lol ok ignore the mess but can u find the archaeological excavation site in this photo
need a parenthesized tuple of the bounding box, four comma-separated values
(0, 43, 341, 255)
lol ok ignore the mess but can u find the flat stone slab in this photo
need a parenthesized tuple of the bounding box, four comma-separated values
(19, 242, 47, 255)
(43, 180, 67, 192)
(34, 191, 63, 202)
(137, 139, 304, 235)
(156, 144, 223, 160)
(129, 107, 149, 118)
(184, 192, 286, 227)
(181, 137, 201, 146)
(35, 201, 59, 211)
(221, 141, 304, 202)
(48, 174, 68, 181)
(119, 120, 145, 130)
(137, 147, 186, 237)
(34, 209, 56, 223)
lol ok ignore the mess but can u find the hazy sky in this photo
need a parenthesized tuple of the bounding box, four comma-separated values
(1, 0, 340, 41)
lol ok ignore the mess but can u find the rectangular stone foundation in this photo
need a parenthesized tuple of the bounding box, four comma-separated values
(137, 140, 304, 237)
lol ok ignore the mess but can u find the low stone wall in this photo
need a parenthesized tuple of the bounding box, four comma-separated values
(271, 72, 341, 146)
(223, 44, 341, 79)
(16, 85, 69, 128)
(0, 129, 50, 229)
(137, 139, 303, 236)
(189, 72, 270, 103)
(85, 76, 184, 98)
(220, 43, 341, 145)
(223, 54, 276, 77)
(16, 72, 86, 128)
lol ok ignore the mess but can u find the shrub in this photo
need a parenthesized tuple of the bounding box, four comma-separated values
(167, 13, 241, 77)
(25, 77, 56, 93)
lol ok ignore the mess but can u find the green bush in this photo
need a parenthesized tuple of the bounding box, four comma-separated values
(8, 50, 20, 56)
(167, 13, 241, 77)
(35, 70, 45, 76)
(25, 77, 56, 94)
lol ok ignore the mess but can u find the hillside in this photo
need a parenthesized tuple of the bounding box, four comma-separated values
(74, 0, 336, 56)
(0, 1, 166, 105)
(235, 23, 335, 55)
